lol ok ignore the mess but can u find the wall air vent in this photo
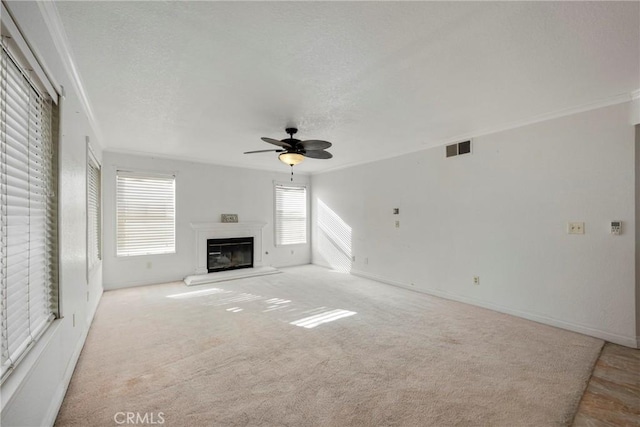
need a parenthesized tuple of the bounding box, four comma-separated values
(446, 140, 472, 158)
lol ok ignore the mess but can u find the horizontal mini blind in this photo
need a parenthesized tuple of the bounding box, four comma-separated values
(1, 43, 58, 381)
(275, 184, 307, 246)
(87, 155, 101, 270)
(116, 171, 175, 257)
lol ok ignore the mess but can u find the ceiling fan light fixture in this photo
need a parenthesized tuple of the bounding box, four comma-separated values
(279, 152, 305, 166)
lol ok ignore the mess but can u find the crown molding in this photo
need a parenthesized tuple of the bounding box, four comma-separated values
(37, 1, 103, 143)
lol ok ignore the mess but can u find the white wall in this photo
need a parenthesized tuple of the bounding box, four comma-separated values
(312, 102, 637, 347)
(102, 152, 310, 289)
(1, 2, 103, 426)
(634, 123, 640, 348)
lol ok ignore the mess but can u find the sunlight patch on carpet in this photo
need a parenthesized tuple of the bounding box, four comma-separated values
(166, 285, 356, 329)
(166, 288, 229, 298)
(290, 309, 357, 329)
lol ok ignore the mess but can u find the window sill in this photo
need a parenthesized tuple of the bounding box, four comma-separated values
(115, 251, 177, 259)
(0, 318, 62, 411)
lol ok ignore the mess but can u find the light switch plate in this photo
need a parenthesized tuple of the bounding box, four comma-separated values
(568, 222, 585, 234)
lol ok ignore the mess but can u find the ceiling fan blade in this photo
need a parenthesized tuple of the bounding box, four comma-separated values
(303, 150, 332, 159)
(244, 149, 285, 154)
(261, 137, 292, 148)
(300, 140, 332, 150)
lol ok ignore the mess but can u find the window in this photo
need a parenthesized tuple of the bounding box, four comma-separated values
(274, 183, 307, 246)
(116, 171, 175, 256)
(87, 147, 101, 273)
(0, 27, 59, 380)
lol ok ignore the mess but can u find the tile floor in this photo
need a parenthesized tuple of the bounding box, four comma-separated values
(573, 343, 639, 426)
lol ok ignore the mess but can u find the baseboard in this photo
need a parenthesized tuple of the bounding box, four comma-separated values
(272, 261, 313, 269)
(104, 276, 186, 290)
(350, 269, 638, 348)
(42, 286, 104, 426)
(350, 269, 407, 289)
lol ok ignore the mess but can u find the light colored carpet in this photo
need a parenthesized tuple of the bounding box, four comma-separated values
(55, 265, 603, 426)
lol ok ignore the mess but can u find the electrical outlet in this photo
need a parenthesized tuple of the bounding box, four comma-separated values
(473, 276, 480, 285)
(395, 220, 400, 228)
(567, 222, 585, 234)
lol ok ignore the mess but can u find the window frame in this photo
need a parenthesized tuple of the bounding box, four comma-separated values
(273, 181, 308, 247)
(0, 4, 60, 384)
(86, 142, 101, 278)
(115, 169, 176, 258)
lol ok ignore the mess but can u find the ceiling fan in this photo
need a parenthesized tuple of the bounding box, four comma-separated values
(244, 128, 332, 179)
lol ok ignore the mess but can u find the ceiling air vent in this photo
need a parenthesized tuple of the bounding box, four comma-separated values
(446, 140, 472, 158)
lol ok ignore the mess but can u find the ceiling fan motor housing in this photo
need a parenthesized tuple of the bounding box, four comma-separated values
(283, 139, 301, 148)
(247, 127, 333, 162)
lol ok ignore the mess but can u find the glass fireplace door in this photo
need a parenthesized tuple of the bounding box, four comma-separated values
(207, 237, 254, 273)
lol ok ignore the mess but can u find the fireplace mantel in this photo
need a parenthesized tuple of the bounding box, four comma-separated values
(191, 221, 267, 275)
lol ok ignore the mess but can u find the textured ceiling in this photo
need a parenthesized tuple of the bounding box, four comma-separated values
(55, 1, 639, 173)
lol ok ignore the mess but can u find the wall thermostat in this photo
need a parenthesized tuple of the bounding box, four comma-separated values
(610, 221, 621, 235)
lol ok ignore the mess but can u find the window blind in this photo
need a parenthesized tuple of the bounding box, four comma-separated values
(1, 43, 58, 381)
(275, 184, 307, 246)
(116, 171, 175, 257)
(87, 154, 101, 271)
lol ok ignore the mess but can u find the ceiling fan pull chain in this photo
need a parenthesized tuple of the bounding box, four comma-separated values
(291, 165, 294, 181)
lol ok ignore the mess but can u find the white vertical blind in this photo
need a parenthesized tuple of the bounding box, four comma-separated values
(116, 171, 175, 257)
(87, 153, 100, 270)
(1, 43, 58, 381)
(275, 184, 307, 246)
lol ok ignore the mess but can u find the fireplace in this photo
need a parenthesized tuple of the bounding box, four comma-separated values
(190, 221, 266, 275)
(207, 237, 254, 273)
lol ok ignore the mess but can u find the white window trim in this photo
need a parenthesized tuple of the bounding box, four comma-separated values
(115, 169, 177, 258)
(0, 4, 60, 384)
(86, 141, 101, 280)
(1, 3, 59, 104)
(273, 181, 309, 247)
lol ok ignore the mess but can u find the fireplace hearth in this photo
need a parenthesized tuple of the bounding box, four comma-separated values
(207, 237, 254, 273)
